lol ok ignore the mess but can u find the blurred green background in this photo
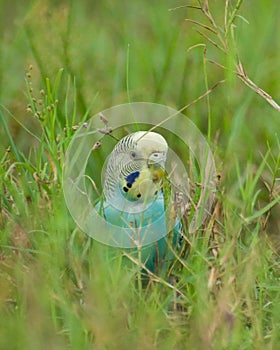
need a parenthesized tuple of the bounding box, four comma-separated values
(1, 0, 279, 158)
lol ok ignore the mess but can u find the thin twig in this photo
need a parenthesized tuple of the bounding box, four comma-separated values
(169, 4, 201, 12)
(226, 0, 244, 33)
(122, 250, 189, 300)
(147, 79, 225, 134)
(196, 30, 226, 53)
(236, 62, 280, 112)
(185, 19, 218, 34)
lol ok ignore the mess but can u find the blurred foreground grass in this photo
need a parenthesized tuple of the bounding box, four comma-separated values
(1, 1, 280, 349)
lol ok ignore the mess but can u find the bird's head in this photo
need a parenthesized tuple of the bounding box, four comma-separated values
(103, 131, 168, 206)
(129, 131, 168, 168)
(118, 131, 168, 203)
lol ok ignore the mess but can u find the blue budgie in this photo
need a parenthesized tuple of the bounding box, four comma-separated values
(96, 131, 183, 276)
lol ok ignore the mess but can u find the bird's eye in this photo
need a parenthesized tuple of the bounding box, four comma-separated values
(130, 151, 136, 158)
(152, 152, 159, 157)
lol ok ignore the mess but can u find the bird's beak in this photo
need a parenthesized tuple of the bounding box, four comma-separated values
(157, 157, 166, 168)
(148, 152, 166, 167)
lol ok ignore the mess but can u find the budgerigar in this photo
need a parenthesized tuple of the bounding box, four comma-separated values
(96, 131, 183, 276)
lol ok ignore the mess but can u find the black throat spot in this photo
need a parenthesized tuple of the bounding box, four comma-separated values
(125, 171, 140, 188)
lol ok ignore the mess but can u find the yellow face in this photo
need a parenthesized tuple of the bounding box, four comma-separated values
(148, 163, 165, 182)
(121, 166, 164, 202)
